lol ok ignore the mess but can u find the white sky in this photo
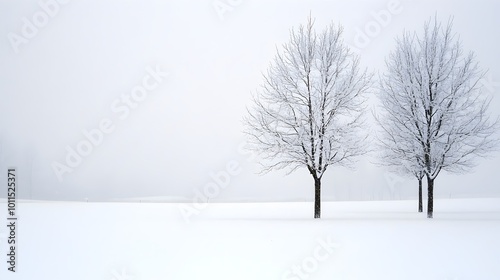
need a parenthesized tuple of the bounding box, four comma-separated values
(1, 0, 499, 202)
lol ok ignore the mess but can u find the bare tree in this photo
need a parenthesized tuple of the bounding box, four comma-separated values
(377, 17, 498, 218)
(244, 17, 372, 218)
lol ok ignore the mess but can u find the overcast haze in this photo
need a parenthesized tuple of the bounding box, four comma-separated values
(1, 0, 499, 202)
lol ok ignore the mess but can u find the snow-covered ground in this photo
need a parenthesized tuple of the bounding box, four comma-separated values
(1, 198, 500, 280)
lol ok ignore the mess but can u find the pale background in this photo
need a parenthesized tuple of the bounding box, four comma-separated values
(0, 0, 499, 202)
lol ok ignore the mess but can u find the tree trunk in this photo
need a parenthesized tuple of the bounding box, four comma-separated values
(418, 178, 423, 213)
(314, 178, 321, 219)
(427, 176, 434, 218)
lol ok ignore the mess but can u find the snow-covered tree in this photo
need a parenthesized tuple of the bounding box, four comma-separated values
(375, 129, 425, 212)
(244, 17, 372, 218)
(374, 29, 426, 212)
(377, 17, 498, 218)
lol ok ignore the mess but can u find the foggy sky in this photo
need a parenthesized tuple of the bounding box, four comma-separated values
(1, 0, 499, 202)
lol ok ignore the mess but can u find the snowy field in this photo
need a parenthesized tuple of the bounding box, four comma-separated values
(1, 198, 500, 280)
